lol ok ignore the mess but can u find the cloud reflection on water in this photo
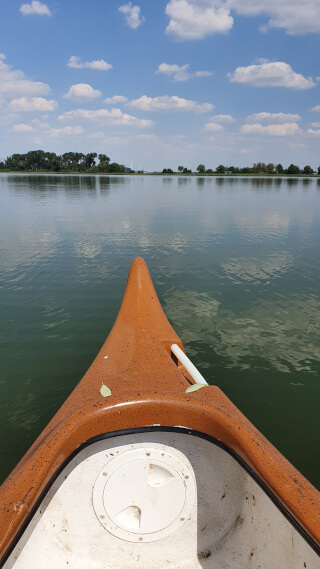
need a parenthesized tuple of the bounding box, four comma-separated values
(164, 289, 320, 374)
(0, 231, 59, 285)
(222, 252, 294, 284)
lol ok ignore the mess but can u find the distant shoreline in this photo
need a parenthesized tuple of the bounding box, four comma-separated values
(0, 171, 319, 177)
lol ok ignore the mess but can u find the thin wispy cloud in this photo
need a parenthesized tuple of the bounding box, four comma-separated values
(67, 56, 112, 71)
(11, 123, 34, 132)
(58, 108, 153, 128)
(156, 63, 212, 81)
(228, 61, 315, 90)
(20, 1, 52, 16)
(118, 2, 145, 29)
(49, 126, 84, 137)
(246, 112, 301, 123)
(241, 123, 301, 136)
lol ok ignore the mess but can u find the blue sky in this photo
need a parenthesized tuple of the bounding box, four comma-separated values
(1, 0, 320, 171)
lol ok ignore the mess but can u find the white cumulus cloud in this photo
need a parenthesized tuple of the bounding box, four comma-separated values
(307, 127, 320, 135)
(127, 95, 213, 114)
(0, 55, 50, 98)
(165, 0, 233, 40)
(228, 61, 315, 90)
(209, 114, 235, 123)
(58, 108, 153, 128)
(67, 56, 112, 71)
(203, 122, 224, 132)
(49, 126, 84, 137)
(8, 97, 57, 112)
(165, 0, 320, 37)
(228, 0, 320, 35)
(164, 0, 320, 38)
(156, 63, 212, 81)
(20, 1, 52, 16)
(11, 123, 34, 132)
(246, 112, 301, 123)
(118, 2, 145, 29)
(64, 84, 102, 101)
(311, 105, 320, 112)
(240, 123, 301, 136)
(104, 95, 128, 104)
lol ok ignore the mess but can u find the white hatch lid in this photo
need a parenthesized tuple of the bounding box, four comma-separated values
(92, 446, 195, 542)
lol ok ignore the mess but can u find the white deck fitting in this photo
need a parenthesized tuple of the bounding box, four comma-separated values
(170, 344, 208, 385)
(92, 446, 195, 542)
(4, 431, 319, 569)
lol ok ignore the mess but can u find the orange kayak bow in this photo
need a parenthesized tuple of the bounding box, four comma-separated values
(0, 257, 319, 568)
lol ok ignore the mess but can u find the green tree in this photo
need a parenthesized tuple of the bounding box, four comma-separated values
(303, 165, 313, 175)
(266, 163, 275, 174)
(197, 164, 205, 174)
(5, 153, 28, 170)
(252, 162, 266, 174)
(84, 153, 97, 169)
(43, 152, 61, 171)
(61, 152, 74, 169)
(177, 166, 184, 172)
(3, 149, 126, 174)
(97, 154, 110, 171)
(215, 164, 226, 174)
(287, 164, 300, 175)
(98, 154, 110, 164)
(61, 152, 85, 171)
(109, 162, 124, 173)
(276, 163, 284, 174)
(25, 150, 46, 170)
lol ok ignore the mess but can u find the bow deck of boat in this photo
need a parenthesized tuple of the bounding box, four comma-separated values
(0, 257, 319, 568)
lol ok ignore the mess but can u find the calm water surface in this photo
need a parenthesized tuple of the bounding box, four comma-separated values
(1, 174, 320, 488)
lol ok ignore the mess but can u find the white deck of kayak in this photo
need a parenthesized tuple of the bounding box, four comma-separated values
(4, 431, 319, 569)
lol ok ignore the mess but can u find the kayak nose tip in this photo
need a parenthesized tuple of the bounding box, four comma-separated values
(131, 256, 147, 267)
(129, 257, 150, 280)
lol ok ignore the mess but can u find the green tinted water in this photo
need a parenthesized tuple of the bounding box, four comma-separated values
(1, 174, 319, 488)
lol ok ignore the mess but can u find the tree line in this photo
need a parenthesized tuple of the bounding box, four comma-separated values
(163, 163, 318, 175)
(0, 152, 318, 175)
(0, 150, 128, 173)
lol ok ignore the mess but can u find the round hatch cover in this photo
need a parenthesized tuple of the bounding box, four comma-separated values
(92, 446, 195, 542)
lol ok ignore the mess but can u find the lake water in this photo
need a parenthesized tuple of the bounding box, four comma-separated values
(1, 174, 320, 489)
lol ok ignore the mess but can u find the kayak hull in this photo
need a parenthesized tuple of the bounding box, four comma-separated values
(0, 258, 319, 567)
